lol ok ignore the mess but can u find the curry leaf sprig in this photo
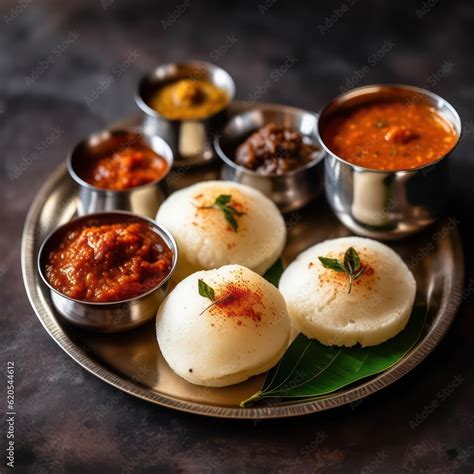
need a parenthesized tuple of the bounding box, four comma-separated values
(198, 279, 218, 315)
(198, 279, 215, 301)
(318, 247, 366, 294)
(200, 194, 245, 232)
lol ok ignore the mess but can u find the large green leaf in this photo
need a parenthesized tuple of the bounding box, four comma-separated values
(241, 304, 427, 407)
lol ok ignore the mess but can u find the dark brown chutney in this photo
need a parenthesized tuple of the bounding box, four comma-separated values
(235, 123, 319, 175)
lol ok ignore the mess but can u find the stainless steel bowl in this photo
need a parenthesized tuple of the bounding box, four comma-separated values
(215, 104, 325, 213)
(37, 212, 178, 332)
(68, 129, 173, 218)
(318, 84, 461, 239)
(136, 61, 235, 166)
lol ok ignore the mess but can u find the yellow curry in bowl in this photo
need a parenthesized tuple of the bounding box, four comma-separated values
(149, 78, 229, 120)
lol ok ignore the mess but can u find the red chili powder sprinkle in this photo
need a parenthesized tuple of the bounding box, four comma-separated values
(211, 284, 262, 322)
(364, 264, 375, 277)
(353, 263, 375, 287)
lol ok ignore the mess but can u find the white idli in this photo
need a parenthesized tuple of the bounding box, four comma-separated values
(279, 237, 416, 347)
(156, 264, 291, 387)
(156, 180, 286, 281)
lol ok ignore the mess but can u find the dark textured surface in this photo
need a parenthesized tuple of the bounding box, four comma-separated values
(1, 0, 474, 472)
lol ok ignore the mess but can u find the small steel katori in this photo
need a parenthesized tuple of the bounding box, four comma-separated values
(317, 84, 461, 239)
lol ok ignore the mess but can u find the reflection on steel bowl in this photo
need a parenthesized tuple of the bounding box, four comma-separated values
(215, 104, 325, 213)
(68, 129, 173, 218)
(37, 212, 178, 332)
(318, 84, 461, 239)
(136, 61, 235, 166)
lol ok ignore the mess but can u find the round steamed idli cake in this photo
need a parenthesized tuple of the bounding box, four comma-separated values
(279, 237, 416, 347)
(156, 264, 291, 387)
(155, 180, 286, 281)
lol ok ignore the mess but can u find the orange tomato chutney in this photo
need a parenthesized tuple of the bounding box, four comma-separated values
(45, 217, 173, 302)
(321, 100, 458, 171)
(80, 143, 168, 191)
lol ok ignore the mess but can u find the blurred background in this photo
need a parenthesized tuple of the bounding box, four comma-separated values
(1, 0, 473, 472)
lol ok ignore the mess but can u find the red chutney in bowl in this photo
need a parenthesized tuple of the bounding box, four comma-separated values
(81, 143, 169, 191)
(321, 100, 458, 171)
(45, 218, 173, 303)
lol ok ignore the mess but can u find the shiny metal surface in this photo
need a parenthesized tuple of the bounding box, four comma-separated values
(68, 129, 173, 218)
(136, 61, 235, 166)
(37, 212, 178, 332)
(318, 84, 462, 239)
(215, 104, 325, 213)
(22, 145, 464, 418)
(22, 104, 464, 417)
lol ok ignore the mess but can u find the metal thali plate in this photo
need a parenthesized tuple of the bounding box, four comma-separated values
(21, 104, 464, 418)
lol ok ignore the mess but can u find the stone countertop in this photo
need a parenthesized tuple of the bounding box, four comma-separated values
(2, 0, 474, 472)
